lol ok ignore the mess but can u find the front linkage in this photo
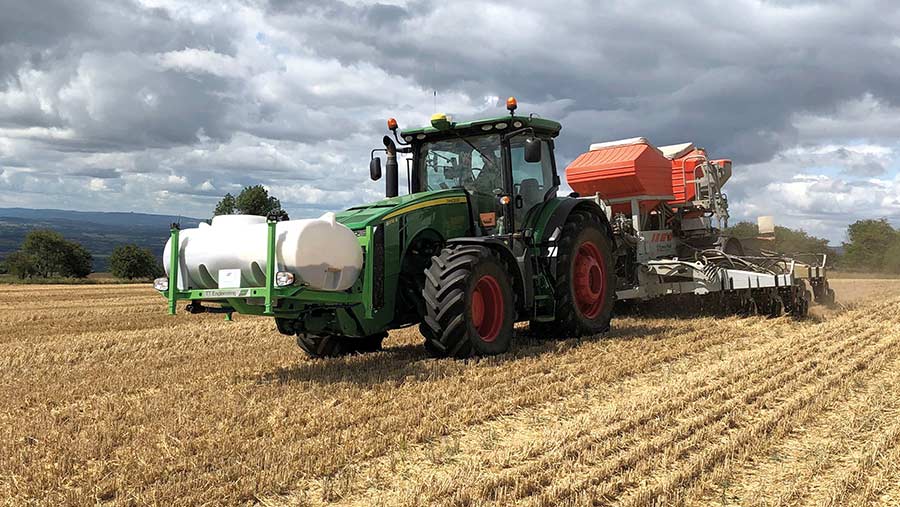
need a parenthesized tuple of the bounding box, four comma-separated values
(158, 216, 381, 324)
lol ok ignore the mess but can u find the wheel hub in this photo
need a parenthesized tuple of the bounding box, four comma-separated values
(471, 275, 503, 342)
(573, 242, 605, 319)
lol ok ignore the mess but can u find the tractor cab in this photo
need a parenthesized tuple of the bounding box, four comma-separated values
(370, 98, 563, 238)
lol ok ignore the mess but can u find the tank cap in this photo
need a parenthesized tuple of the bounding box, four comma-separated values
(319, 212, 337, 226)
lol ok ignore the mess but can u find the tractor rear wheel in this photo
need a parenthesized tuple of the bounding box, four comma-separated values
(420, 245, 514, 358)
(531, 210, 615, 338)
(295, 333, 385, 359)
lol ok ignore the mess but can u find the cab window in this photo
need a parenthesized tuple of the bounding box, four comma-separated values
(418, 135, 502, 196)
(509, 135, 554, 215)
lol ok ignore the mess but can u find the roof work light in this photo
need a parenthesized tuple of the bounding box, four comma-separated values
(506, 96, 518, 114)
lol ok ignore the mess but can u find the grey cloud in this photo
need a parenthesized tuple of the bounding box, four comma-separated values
(268, 0, 415, 24)
(844, 161, 886, 177)
(0, 0, 234, 82)
(0, 1, 243, 153)
(0, 0, 92, 47)
(235, 104, 363, 144)
(70, 167, 120, 179)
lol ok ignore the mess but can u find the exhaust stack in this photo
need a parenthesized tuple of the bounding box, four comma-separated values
(383, 135, 398, 198)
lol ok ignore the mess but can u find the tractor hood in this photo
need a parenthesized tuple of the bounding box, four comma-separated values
(335, 189, 468, 230)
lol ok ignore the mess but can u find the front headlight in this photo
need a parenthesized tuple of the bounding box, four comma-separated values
(275, 271, 295, 287)
(153, 277, 169, 291)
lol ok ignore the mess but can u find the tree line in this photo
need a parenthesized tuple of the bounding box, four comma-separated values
(1, 185, 284, 281)
(726, 218, 900, 273)
(1, 230, 162, 280)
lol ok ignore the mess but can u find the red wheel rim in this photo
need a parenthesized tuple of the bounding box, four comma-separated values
(573, 241, 606, 319)
(470, 275, 503, 342)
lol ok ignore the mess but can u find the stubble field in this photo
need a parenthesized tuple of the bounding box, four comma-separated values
(1, 279, 899, 506)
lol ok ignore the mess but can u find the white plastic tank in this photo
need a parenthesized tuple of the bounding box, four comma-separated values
(163, 212, 363, 291)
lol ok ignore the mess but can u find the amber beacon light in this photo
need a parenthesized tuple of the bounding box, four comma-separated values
(506, 96, 518, 113)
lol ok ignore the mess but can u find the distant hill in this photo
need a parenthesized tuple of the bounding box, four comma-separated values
(0, 208, 203, 272)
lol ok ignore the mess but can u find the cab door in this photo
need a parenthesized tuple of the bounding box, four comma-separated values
(507, 134, 557, 232)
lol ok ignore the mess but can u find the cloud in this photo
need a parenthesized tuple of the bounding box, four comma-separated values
(156, 49, 246, 78)
(731, 173, 900, 241)
(773, 143, 894, 177)
(0, 0, 898, 244)
(88, 178, 108, 191)
(71, 168, 121, 179)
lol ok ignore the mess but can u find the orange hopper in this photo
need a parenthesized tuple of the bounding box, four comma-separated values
(565, 137, 674, 214)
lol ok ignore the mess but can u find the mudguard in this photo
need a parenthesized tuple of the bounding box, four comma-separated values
(537, 198, 614, 251)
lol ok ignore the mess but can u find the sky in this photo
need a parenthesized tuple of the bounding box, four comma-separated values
(1, 0, 899, 244)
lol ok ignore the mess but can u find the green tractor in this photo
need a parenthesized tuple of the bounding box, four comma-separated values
(157, 98, 616, 358)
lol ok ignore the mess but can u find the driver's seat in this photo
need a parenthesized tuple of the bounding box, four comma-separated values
(519, 178, 543, 211)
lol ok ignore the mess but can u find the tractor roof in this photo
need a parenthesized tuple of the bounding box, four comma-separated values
(400, 114, 562, 139)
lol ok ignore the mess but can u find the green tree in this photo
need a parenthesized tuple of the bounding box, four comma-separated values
(725, 221, 759, 240)
(213, 193, 236, 216)
(3, 251, 39, 279)
(18, 229, 92, 278)
(213, 185, 287, 218)
(773, 226, 830, 256)
(109, 244, 163, 279)
(64, 242, 93, 278)
(22, 230, 69, 277)
(235, 185, 286, 217)
(842, 219, 898, 271)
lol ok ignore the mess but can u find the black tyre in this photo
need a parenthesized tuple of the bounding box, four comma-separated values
(295, 333, 385, 358)
(420, 245, 515, 358)
(813, 281, 836, 306)
(768, 293, 783, 318)
(531, 210, 615, 338)
(742, 296, 758, 317)
(275, 317, 295, 336)
(785, 280, 811, 319)
(353, 332, 387, 353)
(824, 288, 836, 306)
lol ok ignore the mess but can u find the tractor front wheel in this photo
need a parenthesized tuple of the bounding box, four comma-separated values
(295, 333, 385, 359)
(420, 245, 514, 358)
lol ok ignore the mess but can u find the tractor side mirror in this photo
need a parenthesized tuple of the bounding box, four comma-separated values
(370, 157, 382, 181)
(524, 138, 542, 163)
